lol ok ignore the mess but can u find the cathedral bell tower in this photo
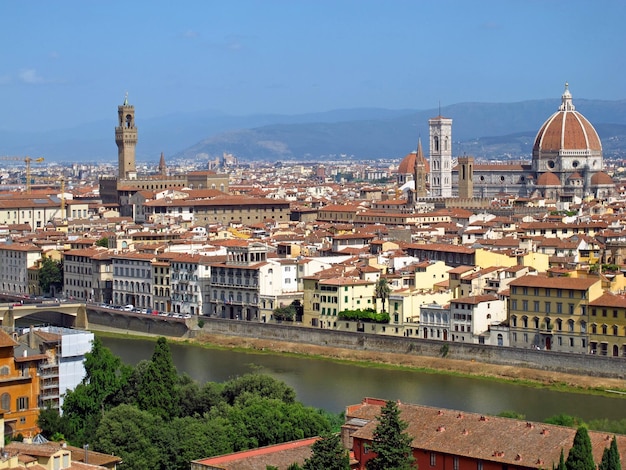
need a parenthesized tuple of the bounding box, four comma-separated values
(115, 93, 137, 180)
(429, 115, 453, 197)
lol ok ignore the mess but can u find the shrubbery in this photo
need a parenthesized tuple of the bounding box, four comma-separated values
(338, 308, 390, 323)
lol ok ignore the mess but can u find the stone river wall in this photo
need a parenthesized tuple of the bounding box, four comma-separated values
(87, 309, 626, 380)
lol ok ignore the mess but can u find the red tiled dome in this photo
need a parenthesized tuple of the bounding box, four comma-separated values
(536, 172, 561, 186)
(398, 152, 417, 174)
(591, 171, 614, 186)
(398, 139, 430, 174)
(533, 84, 601, 154)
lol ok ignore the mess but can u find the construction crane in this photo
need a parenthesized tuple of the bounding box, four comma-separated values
(0, 155, 45, 193)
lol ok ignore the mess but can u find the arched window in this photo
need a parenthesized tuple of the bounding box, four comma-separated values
(602, 324, 608, 335)
(522, 316, 528, 328)
(434, 136, 439, 152)
(1, 393, 10, 411)
(511, 315, 517, 327)
(497, 334, 503, 346)
(0, 366, 9, 376)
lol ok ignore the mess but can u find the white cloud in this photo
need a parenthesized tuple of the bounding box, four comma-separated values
(183, 30, 199, 39)
(18, 69, 45, 84)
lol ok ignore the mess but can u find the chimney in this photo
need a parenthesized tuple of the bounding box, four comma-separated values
(29, 326, 35, 350)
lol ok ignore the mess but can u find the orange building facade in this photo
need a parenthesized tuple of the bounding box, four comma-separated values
(0, 330, 43, 438)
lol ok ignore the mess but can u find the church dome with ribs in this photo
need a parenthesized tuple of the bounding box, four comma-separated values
(532, 83, 602, 155)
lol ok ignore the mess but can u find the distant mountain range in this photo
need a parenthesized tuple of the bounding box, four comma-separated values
(2, 99, 625, 164)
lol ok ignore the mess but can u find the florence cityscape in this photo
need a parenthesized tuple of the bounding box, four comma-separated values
(1, 1, 626, 469)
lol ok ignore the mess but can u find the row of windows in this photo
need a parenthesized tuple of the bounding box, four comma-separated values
(511, 299, 581, 315)
(511, 286, 585, 298)
(114, 267, 151, 278)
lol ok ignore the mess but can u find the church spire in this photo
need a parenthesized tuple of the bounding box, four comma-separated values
(158, 152, 167, 176)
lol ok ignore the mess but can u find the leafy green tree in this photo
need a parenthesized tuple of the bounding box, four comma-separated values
(374, 278, 391, 313)
(566, 427, 596, 470)
(136, 337, 181, 420)
(160, 415, 235, 469)
(599, 436, 621, 470)
(95, 237, 109, 248)
(39, 257, 63, 294)
(366, 400, 415, 470)
(62, 337, 129, 444)
(37, 407, 64, 439)
(222, 373, 296, 406)
(94, 404, 162, 470)
(303, 432, 349, 470)
(273, 304, 296, 321)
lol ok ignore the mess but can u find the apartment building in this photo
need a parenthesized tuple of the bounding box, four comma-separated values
(208, 241, 268, 321)
(0, 330, 41, 438)
(111, 252, 155, 308)
(449, 294, 506, 343)
(169, 253, 212, 315)
(588, 292, 626, 356)
(63, 247, 112, 302)
(0, 243, 42, 295)
(508, 274, 603, 352)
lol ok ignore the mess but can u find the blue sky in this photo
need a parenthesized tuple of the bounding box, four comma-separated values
(2, 0, 625, 132)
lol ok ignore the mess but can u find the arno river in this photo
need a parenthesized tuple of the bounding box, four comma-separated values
(99, 335, 626, 422)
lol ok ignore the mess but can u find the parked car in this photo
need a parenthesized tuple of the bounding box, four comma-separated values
(122, 305, 134, 311)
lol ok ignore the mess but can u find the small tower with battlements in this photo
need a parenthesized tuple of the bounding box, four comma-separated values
(115, 93, 138, 180)
(458, 156, 474, 199)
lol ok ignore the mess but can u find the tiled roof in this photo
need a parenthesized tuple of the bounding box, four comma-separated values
(509, 274, 599, 290)
(348, 399, 626, 468)
(193, 437, 318, 470)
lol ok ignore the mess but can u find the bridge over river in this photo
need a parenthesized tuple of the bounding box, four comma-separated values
(0, 302, 88, 329)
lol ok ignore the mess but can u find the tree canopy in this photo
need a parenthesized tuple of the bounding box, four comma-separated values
(38, 257, 63, 294)
(41, 337, 332, 470)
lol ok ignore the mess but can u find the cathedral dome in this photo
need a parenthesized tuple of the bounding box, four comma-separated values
(398, 151, 417, 174)
(536, 171, 561, 186)
(532, 83, 602, 155)
(398, 152, 430, 175)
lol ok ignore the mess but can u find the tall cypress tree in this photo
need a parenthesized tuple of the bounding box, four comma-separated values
(566, 427, 596, 470)
(555, 448, 566, 470)
(303, 433, 349, 470)
(599, 436, 622, 470)
(366, 400, 415, 470)
(136, 337, 181, 419)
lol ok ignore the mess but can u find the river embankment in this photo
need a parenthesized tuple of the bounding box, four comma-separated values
(88, 320, 626, 398)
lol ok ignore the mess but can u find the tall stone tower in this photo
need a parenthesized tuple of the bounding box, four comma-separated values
(414, 138, 428, 199)
(429, 115, 453, 197)
(457, 156, 474, 199)
(115, 93, 137, 180)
